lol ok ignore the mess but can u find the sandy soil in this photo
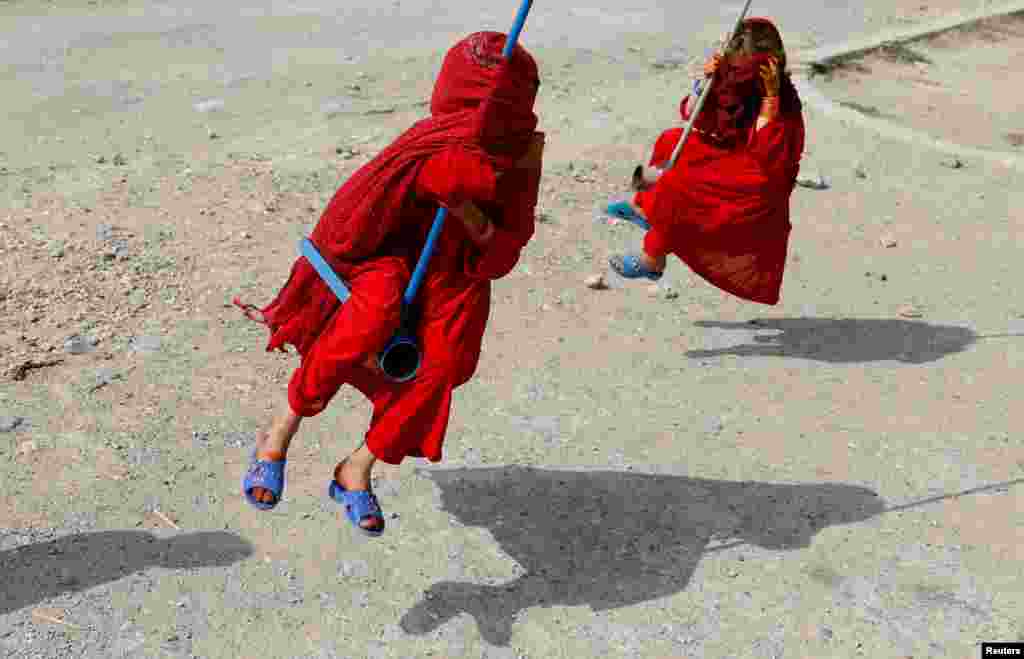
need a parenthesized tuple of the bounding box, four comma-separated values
(814, 10, 1024, 152)
(2, 1, 1023, 658)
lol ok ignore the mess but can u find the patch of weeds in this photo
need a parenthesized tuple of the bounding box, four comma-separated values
(143, 225, 176, 244)
(808, 53, 872, 80)
(878, 42, 932, 65)
(130, 252, 177, 274)
(838, 101, 884, 117)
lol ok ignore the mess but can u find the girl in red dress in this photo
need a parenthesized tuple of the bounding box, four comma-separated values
(234, 32, 544, 536)
(608, 18, 805, 306)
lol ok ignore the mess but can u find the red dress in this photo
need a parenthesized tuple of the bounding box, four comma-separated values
(634, 92, 805, 305)
(236, 32, 541, 464)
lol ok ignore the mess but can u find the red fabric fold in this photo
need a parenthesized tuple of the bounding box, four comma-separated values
(634, 19, 805, 306)
(245, 31, 539, 356)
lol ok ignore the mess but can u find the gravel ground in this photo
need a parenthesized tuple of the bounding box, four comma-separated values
(1, 1, 1022, 657)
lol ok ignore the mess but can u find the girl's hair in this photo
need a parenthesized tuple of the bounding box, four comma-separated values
(725, 18, 787, 72)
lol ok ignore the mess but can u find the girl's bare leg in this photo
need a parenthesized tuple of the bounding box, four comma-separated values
(334, 443, 383, 531)
(250, 405, 302, 504)
(639, 250, 667, 273)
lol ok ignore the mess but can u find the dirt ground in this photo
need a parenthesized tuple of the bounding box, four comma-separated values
(2, 1, 1023, 658)
(813, 10, 1024, 152)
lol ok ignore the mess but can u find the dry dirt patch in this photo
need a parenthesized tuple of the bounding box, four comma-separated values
(812, 10, 1024, 152)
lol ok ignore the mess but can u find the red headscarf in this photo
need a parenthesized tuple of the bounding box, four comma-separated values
(243, 32, 540, 353)
(685, 18, 801, 147)
(314, 31, 539, 262)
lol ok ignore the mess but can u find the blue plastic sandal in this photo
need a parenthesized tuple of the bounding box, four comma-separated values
(609, 253, 664, 281)
(328, 480, 385, 538)
(605, 201, 652, 231)
(242, 446, 286, 510)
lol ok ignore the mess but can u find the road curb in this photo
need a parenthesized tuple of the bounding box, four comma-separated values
(791, 2, 1024, 170)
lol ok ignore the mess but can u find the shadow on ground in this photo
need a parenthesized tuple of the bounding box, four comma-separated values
(0, 531, 253, 616)
(400, 466, 885, 646)
(686, 317, 978, 363)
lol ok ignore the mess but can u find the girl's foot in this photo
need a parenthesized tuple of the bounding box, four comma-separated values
(609, 253, 665, 281)
(249, 411, 301, 505)
(605, 201, 651, 231)
(333, 449, 383, 532)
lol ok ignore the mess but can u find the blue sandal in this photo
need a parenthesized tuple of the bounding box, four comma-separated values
(328, 479, 385, 538)
(242, 445, 286, 510)
(609, 253, 664, 281)
(605, 201, 652, 231)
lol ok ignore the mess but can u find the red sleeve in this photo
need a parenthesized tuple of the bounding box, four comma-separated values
(462, 164, 540, 280)
(649, 127, 684, 167)
(415, 145, 498, 208)
(746, 112, 805, 182)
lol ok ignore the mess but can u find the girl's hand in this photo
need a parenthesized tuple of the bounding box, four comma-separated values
(452, 200, 494, 245)
(703, 53, 723, 78)
(515, 131, 545, 170)
(760, 56, 781, 97)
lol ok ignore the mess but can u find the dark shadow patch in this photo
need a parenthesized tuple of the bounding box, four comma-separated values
(0, 530, 253, 616)
(686, 317, 978, 364)
(401, 466, 884, 646)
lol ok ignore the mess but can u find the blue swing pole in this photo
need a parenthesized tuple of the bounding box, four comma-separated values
(301, 0, 536, 383)
(402, 0, 534, 307)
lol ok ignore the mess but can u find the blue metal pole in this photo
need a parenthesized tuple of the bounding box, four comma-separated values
(299, 238, 351, 303)
(402, 0, 535, 307)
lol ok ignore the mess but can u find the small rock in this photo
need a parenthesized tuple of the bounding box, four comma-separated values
(879, 234, 897, 248)
(704, 417, 724, 434)
(16, 440, 38, 456)
(208, 131, 220, 140)
(584, 274, 608, 290)
(339, 560, 371, 578)
(660, 284, 680, 300)
(854, 165, 867, 179)
(898, 305, 922, 318)
(940, 157, 964, 169)
(129, 335, 162, 353)
(112, 153, 127, 166)
(796, 173, 829, 190)
(651, 48, 689, 70)
(193, 98, 225, 113)
(64, 335, 98, 355)
(95, 155, 107, 164)
(0, 416, 25, 433)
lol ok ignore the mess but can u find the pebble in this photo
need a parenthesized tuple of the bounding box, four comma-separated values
(704, 417, 724, 434)
(584, 274, 608, 290)
(796, 173, 829, 190)
(0, 416, 25, 433)
(940, 157, 964, 169)
(129, 335, 162, 353)
(64, 334, 98, 355)
(193, 98, 225, 113)
(16, 440, 38, 456)
(879, 234, 897, 248)
(854, 164, 868, 179)
(646, 284, 678, 299)
(651, 48, 689, 70)
(105, 239, 129, 259)
(898, 305, 923, 318)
